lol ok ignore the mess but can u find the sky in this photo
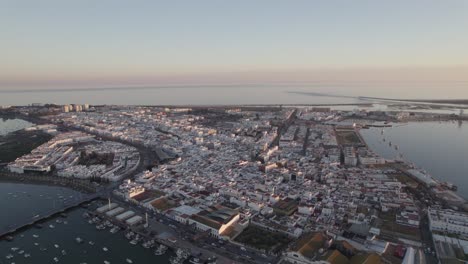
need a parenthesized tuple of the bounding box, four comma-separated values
(1, 0, 468, 90)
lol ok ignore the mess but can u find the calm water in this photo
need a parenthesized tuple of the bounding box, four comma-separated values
(2, 83, 468, 106)
(0, 119, 33, 136)
(0, 184, 173, 263)
(360, 121, 468, 199)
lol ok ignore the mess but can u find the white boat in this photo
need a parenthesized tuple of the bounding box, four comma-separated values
(176, 248, 189, 259)
(76, 237, 84, 243)
(34, 243, 39, 246)
(19, 250, 25, 254)
(130, 239, 138, 245)
(54, 257, 59, 262)
(189, 257, 202, 264)
(33, 234, 39, 238)
(61, 249, 67, 255)
(169, 256, 183, 264)
(110, 226, 120, 234)
(24, 253, 31, 258)
(6, 254, 14, 259)
(54, 244, 59, 248)
(142, 240, 155, 249)
(125, 232, 134, 240)
(126, 259, 133, 263)
(154, 244, 168, 256)
(104, 261, 110, 264)
(103, 247, 109, 252)
(11, 247, 19, 252)
(49, 224, 55, 229)
(89, 241, 95, 245)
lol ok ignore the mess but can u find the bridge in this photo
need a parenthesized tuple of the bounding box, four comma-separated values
(0, 192, 100, 239)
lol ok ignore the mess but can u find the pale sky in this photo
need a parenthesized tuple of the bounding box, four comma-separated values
(1, 0, 468, 89)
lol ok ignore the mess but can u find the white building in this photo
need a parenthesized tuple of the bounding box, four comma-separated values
(188, 205, 240, 239)
(344, 147, 357, 166)
(428, 208, 468, 235)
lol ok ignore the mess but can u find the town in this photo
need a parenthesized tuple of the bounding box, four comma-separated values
(3, 104, 468, 264)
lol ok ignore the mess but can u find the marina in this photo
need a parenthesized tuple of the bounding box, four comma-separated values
(0, 200, 174, 264)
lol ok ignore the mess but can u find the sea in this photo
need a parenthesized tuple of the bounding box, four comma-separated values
(1, 83, 468, 106)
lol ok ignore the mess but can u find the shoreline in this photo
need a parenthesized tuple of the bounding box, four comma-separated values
(0, 172, 98, 193)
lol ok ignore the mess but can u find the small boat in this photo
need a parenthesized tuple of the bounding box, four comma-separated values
(142, 240, 155, 249)
(76, 237, 84, 243)
(126, 259, 133, 263)
(110, 226, 120, 234)
(176, 248, 189, 259)
(189, 257, 202, 264)
(49, 224, 55, 229)
(61, 249, 67, 255)
(24, 253, 31, 258)
(33, 234, 39, 238)
(154, 244, 168, 256)
(11, 247, 19, 252)
(130, 239, 138, 245)
(103, 247, 109, 252)
(54, 244, 60, 248)
(6, 254, 14, 259)
(104, 261, 110, 264)
(169, 256, 183, 264)
(19, 250, 25, 254)
(89, 241, 95, 246)
(34, 243, 39, 246)
(125, 232, 134, 240)
(54, 257, 59, 262)
(5, 235, 14, 241)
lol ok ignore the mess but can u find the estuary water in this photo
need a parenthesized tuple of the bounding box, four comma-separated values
(360, 121, 468, 199)
(1, 83, 467, 106)
(0, 189, 173, 264)
(0, 118, 33, 136)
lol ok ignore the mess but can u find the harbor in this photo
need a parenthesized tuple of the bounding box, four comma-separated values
(0, 204, 174, 264)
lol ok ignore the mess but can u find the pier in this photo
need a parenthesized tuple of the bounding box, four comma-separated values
(0, 192, 99, 239)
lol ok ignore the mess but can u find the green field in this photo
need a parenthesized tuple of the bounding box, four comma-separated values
(234, 225, 291, 251)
